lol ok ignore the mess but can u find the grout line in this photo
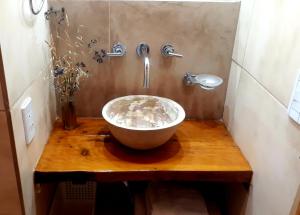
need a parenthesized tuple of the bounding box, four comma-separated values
(232, 1, 289, 111)
(8, 70, 46, 110)
(239, 0, 256, 66)
(232, 59, 288, 110)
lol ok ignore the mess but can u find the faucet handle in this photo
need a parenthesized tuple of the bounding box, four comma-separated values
(106, 42, 126, 57)
(161, 44, 183, 58)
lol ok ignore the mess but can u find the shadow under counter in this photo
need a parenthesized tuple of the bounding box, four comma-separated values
(103, 134, 182, 164)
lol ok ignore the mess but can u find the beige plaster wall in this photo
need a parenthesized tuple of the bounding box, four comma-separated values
(50, 0, 240, 119)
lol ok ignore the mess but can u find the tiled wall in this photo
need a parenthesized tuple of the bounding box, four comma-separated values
(50, 0, 240, 119)
(224, 0, 300, 214)
(0, 1, 57, 214)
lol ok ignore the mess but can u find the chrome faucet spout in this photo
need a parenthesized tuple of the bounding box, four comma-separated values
(136, 43, 150, 88)
(144, 57, 150, 88)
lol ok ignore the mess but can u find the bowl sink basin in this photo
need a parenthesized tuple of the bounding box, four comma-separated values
(102, 95, 185, 150)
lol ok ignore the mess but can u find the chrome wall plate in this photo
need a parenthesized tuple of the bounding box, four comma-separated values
(107, 42, 127, 57)
(161, 44, 183, 58)
(136, 43, 150, 57)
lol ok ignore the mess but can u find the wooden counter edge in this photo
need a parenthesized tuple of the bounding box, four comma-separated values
(34, 170, 253, 184)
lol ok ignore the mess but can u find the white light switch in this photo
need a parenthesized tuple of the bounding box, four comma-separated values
(21, 97, 35, 144)
(288, 72, 300, 124)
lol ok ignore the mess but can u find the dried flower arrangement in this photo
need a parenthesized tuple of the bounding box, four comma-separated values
(45, 7, 106, 129)
(46, 31, 89, 103)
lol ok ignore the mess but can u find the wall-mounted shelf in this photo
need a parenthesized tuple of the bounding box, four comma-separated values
(34, 118, 252, 184)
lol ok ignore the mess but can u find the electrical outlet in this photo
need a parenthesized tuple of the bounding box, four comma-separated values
(21, 97, 35, 144)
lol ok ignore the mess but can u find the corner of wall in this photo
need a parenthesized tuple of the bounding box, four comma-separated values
(0, 0, 57, 214)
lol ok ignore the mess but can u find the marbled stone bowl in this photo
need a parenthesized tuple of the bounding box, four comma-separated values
(102, 95, 185, 150)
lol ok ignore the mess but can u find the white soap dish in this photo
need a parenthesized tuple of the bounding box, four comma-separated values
(183, 73, 223, 90)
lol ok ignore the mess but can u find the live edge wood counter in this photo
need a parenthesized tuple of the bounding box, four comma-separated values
(34, 118, 252, 184)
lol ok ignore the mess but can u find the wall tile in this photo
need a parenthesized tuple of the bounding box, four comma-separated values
(223, 61, 241, 130)
(10, 73, 56, 215)
(243, 0, 300, 106)
(229, 70, 300, 215)
(232, 0, 255, 64)
(0, 111, 23, 215)
(0, 1, 52, 108)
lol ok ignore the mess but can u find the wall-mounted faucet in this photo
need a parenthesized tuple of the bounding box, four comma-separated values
(89, 42, 126, 63)
(161, 44, 183, 58)
(106, 42, 127, 57)
(136, 43, 150, 88)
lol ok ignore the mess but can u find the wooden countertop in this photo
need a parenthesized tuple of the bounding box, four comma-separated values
(34, 118, 252, 183)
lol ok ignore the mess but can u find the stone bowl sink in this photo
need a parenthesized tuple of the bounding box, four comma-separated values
(102, 95, 185, 150)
